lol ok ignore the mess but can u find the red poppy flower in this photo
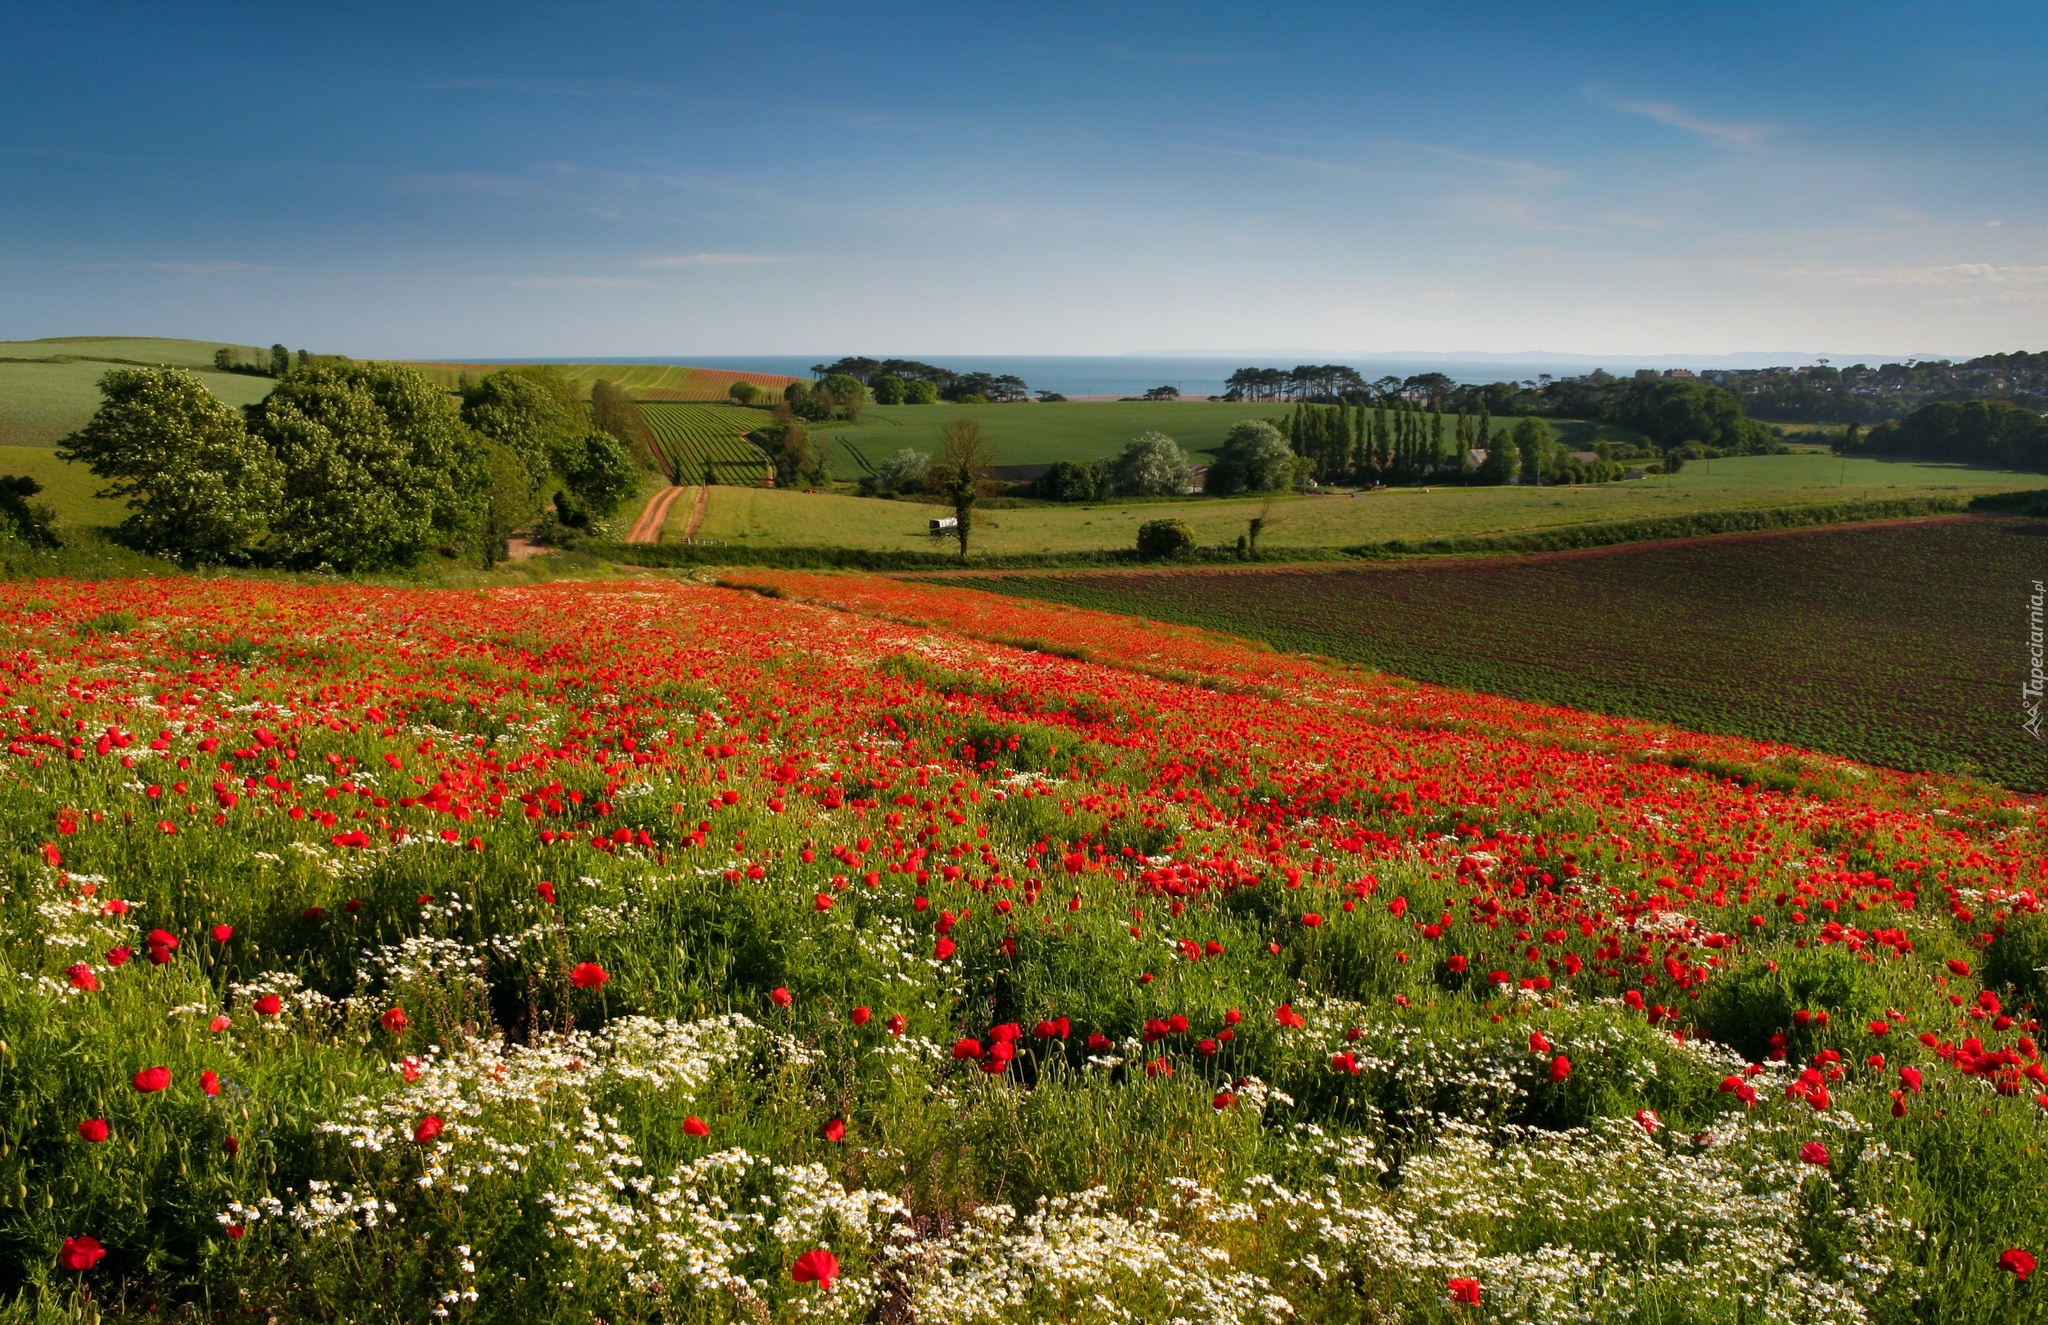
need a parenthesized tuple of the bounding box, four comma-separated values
(1300, 912, 1323, 928)
(570, 962, 608, 989)
(209, 1015, 231, 1033)
(381, 1007, 410, 1033)
(66, 964, 98, 992)
(59, 1236, 106, 1272)
(1223, 1009, 1242, 1026)
(222, 1135, 239, 1156)
(1900, 1066, 1923, 1093)
(1213, 1091, 1236, 1110)
(1087, 1032, 1113, 1051)
(823, 1118, 846, 1142)
(1799, 1142, 1830, 1167)
(886, 1015, 907, 1036)
(252, 994, 282, 1017)
(770, 986, 792, 1008)
(131, 1066, 170, 1093)
(934, 936, 956, 960)
(1447, 1277, 1481, 1305)
(1445, 955, 1467, 973)
(105, 946, 132, 967)
(536, 881, 556, 905)
(2000, 1249, 2036, 1281)
(211, 924, 233, 943)
(851, 1006, 872, 1026)
(1549, 1055, 1572, 1083)
(791, 1248, 839, 1289)
(683, 1115, 710, 1137)
(78, 1119, 109, 1143)
(414, 1115, 445, 1143)
(201, 1070, 221, 1096)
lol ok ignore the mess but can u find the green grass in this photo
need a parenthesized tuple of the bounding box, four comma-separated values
(823, 402, 1647, 479)
(641, 403, 772, 484)
(948, 515, 2048, 790)
(0, 445, 126, 528)
(693, 454, 2045, 555)
(0, 335, 270, 370)
(0, 358, 277, 450)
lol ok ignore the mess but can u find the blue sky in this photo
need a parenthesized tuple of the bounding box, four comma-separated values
(2, 1, 2043, 358)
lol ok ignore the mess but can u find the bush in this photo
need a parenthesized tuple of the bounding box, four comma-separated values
(1204, 420, 1295, 495)
(1114, 432, 1193, 496)
(903, 379, 940, 405)
(1032, 459, 1102, 503)
(872, 448, 932, 495)
(870, 375, 907, 405)
(1135, 518, 1196, 559)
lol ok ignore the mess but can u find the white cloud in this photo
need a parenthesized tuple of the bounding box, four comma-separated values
(1593, 93, 1777, 149)
(642, 253, 797, 267)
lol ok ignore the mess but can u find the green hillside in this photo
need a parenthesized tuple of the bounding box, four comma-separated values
(0, 336, 279, 449)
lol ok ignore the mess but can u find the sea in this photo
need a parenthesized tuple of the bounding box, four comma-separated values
(505, 352, 1843, 399)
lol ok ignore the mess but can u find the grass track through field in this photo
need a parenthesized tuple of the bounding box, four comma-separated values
(937, 514, 2048, 791)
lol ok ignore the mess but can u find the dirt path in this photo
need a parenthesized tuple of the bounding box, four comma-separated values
(625, 486, 686, 544)
(679, 484, 709, 540)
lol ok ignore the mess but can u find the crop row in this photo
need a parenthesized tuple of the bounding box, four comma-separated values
(641, 402, 771, 484)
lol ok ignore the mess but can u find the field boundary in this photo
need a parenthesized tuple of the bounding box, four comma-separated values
(598, 492, 1993, 573)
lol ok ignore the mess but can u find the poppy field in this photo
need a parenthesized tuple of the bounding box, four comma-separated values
(2, 569, 2046, 1323)
(943, 515, 2048, 791)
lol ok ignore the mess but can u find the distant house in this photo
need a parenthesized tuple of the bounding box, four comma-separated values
(1662, 369, 1696, 379)
(1465, 448, 1488, 469)
(1569, 450, 1600, 464)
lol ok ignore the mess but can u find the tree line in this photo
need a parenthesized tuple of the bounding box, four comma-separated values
(1838, 399, 2048, 473)
(809, 357, 1035, 403)
(60, 362, 644, 571)
(1720, 351, 2048, 423)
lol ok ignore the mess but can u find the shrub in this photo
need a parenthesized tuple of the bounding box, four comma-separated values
(1114, 432, 1193, 496)
(1204, 420, 1294, 494)
(1032, 459, 1102, 503)
(1136, 518, 1196, 559)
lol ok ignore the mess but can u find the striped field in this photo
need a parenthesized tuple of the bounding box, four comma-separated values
(642, 403, 772, 485)
(400, 361, 799, 401)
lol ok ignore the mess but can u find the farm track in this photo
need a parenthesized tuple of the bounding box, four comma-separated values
(625, 486, 686, 544)
(680, 484, 709, 540)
